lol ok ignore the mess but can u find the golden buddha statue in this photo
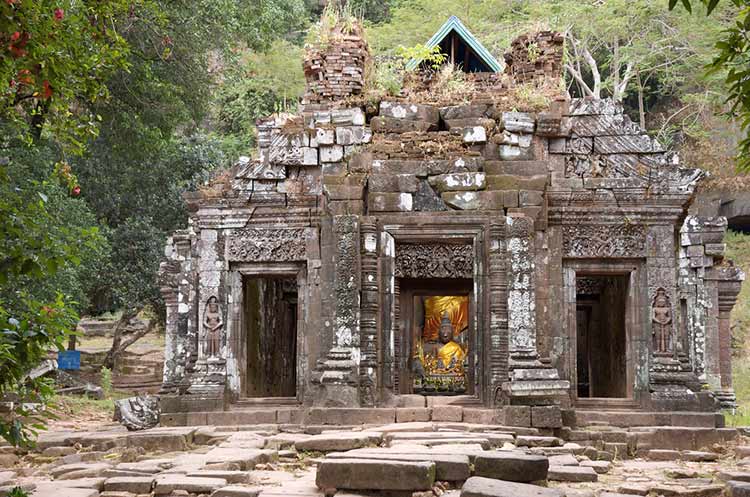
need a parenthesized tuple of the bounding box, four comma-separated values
(422, 296, 468, 342)
(436, 312, 465, 369)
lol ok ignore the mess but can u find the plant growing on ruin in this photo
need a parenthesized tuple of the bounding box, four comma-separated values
(396, 44, 447, 71)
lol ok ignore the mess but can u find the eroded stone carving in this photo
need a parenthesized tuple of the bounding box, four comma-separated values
(226, 228, 307, 261)
(395, 243, 473, 279)
(563, 224, 646, 258)
(114, 395, 160, 431)
(203, 296, 223, 358)
(652, 287, 673, 355)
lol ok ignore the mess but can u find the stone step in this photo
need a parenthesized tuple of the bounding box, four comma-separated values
(326, 449, 470, 481)
(461, 477, 563, 497)
(315, 458, 435, 491)
(473, 451, 549, 483)
(548, 465, 598, 482)
(571, 410, 722, 428)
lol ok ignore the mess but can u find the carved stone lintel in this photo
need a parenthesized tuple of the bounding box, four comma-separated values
(395, 243, 473, 279)
(563, 224, 646, 258)
(226, 228, 307, 261)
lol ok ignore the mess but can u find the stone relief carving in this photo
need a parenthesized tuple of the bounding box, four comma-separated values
(395, 243, 473, 279)
(562, 224, 646, 258)
(203, 296, 223, 358)
(652, 287, 673, 355)
(226, 228, 307, 261)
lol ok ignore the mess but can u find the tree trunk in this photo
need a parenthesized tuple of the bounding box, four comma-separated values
(637, 73, 646, 130)
(103, 307, 142, 370)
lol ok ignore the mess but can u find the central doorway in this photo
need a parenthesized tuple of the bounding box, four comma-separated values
(575, 274, 629, 398)
(398, 278, 474, 396)
(242, 275, 297, 398)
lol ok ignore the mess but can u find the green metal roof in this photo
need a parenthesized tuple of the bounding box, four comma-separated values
(405, 16, 503, 73)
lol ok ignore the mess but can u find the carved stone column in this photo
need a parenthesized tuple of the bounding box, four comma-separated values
(310, 215, 361, 407)
(359, 217, 378, 406)
(709, 266, 744, 409)
(488, 218, 509, 405)
(503, 215, 569, 405)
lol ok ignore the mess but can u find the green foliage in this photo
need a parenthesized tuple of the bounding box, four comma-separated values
(669, 0, 750, 172)
(100, 367, 113, 399)
(0, 0, 137, 153)
(7, 487, 28, 497)
(0, 154, 98, 446)
(396, 44, 447, 70)
(215, 41, 306, 147)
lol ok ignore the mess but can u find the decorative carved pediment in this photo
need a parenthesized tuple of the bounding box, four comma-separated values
(226, 228, 307, 261)
(395, 243, 473, 279)
(562, 224, 645, 258)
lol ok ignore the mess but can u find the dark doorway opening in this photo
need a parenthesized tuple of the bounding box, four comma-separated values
(398, 278, 474, 396)
(243, 276, 297, 398)
(575, 274, 629, 398)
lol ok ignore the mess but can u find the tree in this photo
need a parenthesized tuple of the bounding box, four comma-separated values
(669, 0, 750, 171)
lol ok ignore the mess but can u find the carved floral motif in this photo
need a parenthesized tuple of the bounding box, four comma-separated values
(395, 243, 473, 279)
(563, 224, 645, 258)
(226, 228, 307, 261)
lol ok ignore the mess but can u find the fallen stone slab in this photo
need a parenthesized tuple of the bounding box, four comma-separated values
(429, 444, 486, 461)
(315, 458, 435, 491)
(296, 433, 372, 452)
(460, 476, 564, 497)
(326, 450, 470, 481)
(681, 451, 719, 462)
(721, 472, 750, 483)
(728, 481, 750, 497)
(52, 462, 111, 480)
(116, 458, 174, 474)
(265, 433, 312, 449)
(153, 475, 228, 495)
(189, 470, 251, 484)
(666, 469, 700, 479)
(54, 478, 106, 491)
(29, 484, 96, 497)
(102, 468, 155, 478)
(127, 428, 195, 452)
(548, 454, 578, 466)
(204, 448, 277, 470)
(616, 483, 654, 496)
(649, 483, 724, 497)
(248, 470, 298, 485)
(0, 472, 15, 487)
(580, 460, 611, 474)
(648, 449, 681, 461)
(548, 465, 598, 482)
(211, 486, 263, 497)
(103, 476, 154, 493)
(515, 436, 562, 447)
(737, 447, 750, 458)
(473, 452, 548, 483)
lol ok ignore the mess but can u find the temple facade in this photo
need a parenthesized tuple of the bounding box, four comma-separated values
(158, 19, 744, 426)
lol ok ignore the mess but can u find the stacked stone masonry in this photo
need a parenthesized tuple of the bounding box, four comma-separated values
(158, 25, 744, 422)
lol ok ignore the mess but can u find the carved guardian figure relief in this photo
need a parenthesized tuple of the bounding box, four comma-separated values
(203, 296, 223, 358)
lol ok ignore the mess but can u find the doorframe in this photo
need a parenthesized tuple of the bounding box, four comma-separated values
(379, 220, 487, 405)
(227, 262, 307, 404)
(563, 259, 645, 406)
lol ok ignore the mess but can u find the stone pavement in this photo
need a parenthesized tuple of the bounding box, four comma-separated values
(0, 421, 748, 496)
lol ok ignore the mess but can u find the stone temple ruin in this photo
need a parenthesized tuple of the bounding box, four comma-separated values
(158, 16, 745, 430)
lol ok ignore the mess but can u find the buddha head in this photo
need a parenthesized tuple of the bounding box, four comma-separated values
(439, 312, 453, 344)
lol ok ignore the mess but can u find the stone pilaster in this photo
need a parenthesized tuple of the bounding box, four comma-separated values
(310, 215, 361, 407)
(502, 215, 569, 405)
(488, 218, 509, 406)
(359, 217, 378, 406)
(707, 266, 745, 409)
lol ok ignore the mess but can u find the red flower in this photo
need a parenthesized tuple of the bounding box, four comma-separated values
(6, 0, 18, 5)
(8, 31, 29, 58)
(10, 31, 20, 42)
(54, 8, 64, 21)
(42, 80, 52, 99)
(71, 185, 81, 197)
(9, 79, 15, 88)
